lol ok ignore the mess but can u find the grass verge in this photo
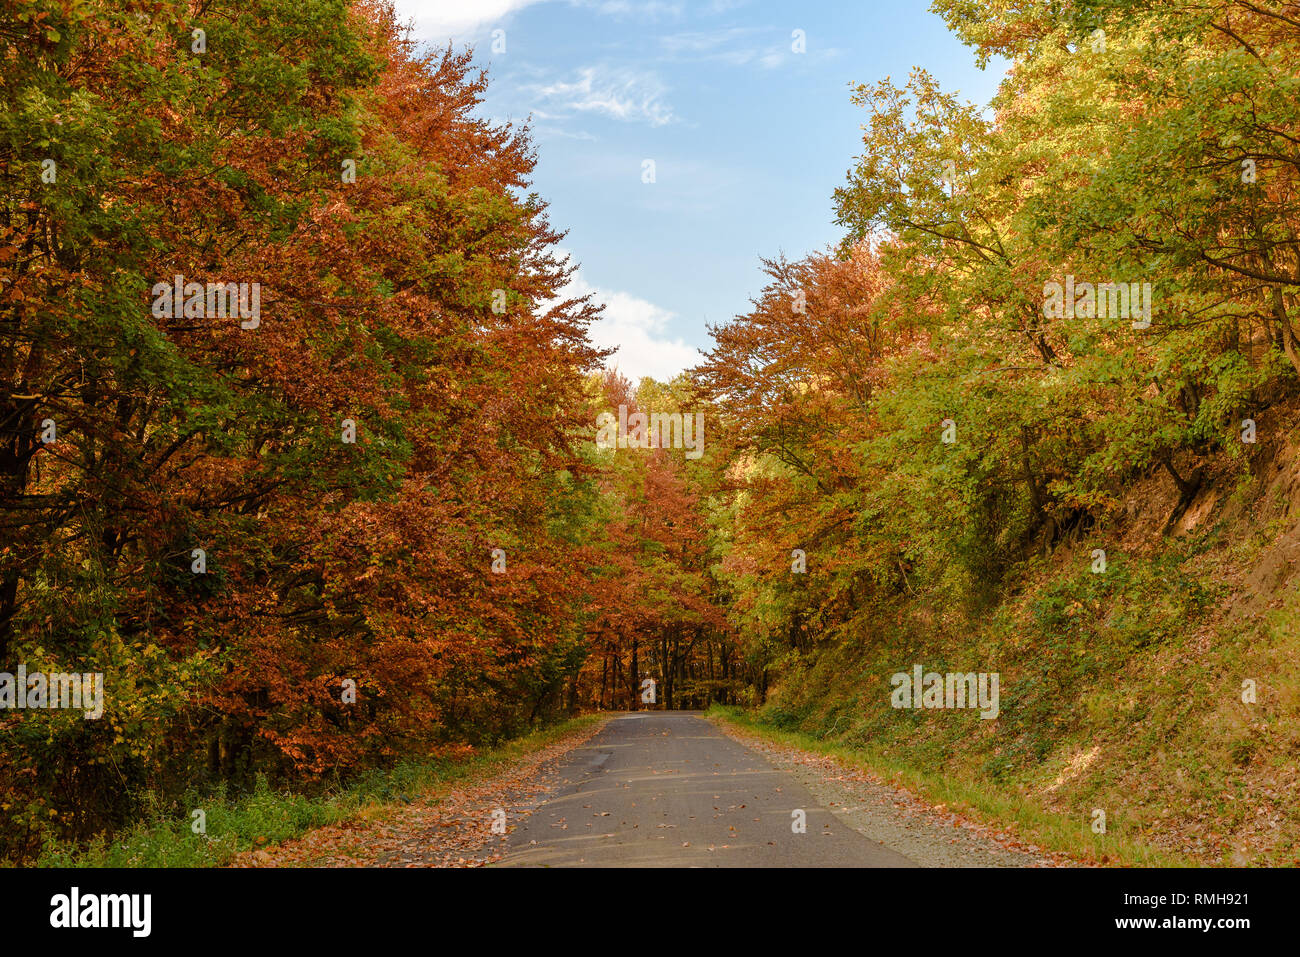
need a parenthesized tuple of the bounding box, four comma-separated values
(36, 714, 604, 868)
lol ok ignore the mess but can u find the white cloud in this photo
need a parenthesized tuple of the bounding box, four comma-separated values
(659, 26, 763, 55)
(523, 66, 675, 126)
(558, 269, 698, 383)
(533, 126, 599, 142)
(395, 0, 688, 42)
(574, 0, 685, 19)
(658, 26, 797, 70)
(394, 0, 549, 42)
(659, 27, 766, 66)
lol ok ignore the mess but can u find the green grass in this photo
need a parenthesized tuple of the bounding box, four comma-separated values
(706, 704, 1194, 867)
(35, 715, 604, 868)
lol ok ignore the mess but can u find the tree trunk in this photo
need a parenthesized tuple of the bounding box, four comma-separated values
(599, 653, 608, 710)
(630, 635, 639, 711)
(1274, 286, 1300, 376)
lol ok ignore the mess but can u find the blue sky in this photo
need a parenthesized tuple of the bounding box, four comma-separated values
(395, 1, 1007, 383)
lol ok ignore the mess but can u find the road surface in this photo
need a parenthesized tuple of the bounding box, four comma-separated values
(497, 711, 918, 867)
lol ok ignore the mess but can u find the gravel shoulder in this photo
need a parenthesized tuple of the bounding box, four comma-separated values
(713, 716, 1077, 868)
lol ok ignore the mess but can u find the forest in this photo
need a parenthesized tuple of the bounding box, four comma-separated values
(3, 0, 1298, 865)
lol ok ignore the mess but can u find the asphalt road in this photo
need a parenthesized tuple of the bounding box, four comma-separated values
(497, 711, 918, 867)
